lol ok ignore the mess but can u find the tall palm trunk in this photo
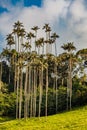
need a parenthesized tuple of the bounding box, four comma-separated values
(69, 57, 72, 110)
(55, 64, 58, 113)
(30, 68, 33, 117)
(20, 36, 23, 52)
(55, 41, 57, 56)
(33, 66, 37, 117)
(46, 32, 48, 54)
(0, 61, 2, 92)
(38, 47, 40, 55)
(45, 66, 48, 117)
(42, 44, 44, 54)
(38, 66, 43, 117)
(19, 67, 23, 119)
(14, 34, 16, 50)
(14, 56, 17, 92)
(67, 78, 69, 110)
(16, 65, 19, 119)
(18, 36, 20, 52)
(27, 65, 31, 117)
(35, 31, 37, 51)
(9, 58, 11, 84)
(24, 65, 28, 119)
(55, 77, 58, 113)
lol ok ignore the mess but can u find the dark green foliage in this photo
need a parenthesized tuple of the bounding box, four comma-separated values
(0, 92, 16, 116)
(0, 80, 87, 117)
(72, 83, 87, 107)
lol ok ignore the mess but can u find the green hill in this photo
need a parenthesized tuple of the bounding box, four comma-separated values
(0, 106, 87, 130)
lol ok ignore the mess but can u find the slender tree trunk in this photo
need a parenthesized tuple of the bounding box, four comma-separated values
(55, 77, 58, 113)
(53, 64, 56, 95)
(19, 67, 23, 119)
(18, 36, 20, 52)
(38, 66, 43, 117)
(35, 31, 37, 51)
(45, 67, 48, 117)
(20, 37, 23, 52)
(15, 35, 16, 50)
(38, 47, 40, 55)
(33, 66, 37, 117)
(35, 67, 38, 117)
(62, 78, 64, 86)
(16, 65, 19, 119)
(9, 65, 11, 84)
(14, 58, 16, 92)
(0, 61, 2, 92)
(69, 57, 72, 110)
(55, 64, 58, 113)
(67, 78, 69, 110)
(24, 65, 28, 119)
(30, 68, 33, 117)
(26, 65, 31, 117)
(55, 42, 57, 56)
(46, 32, 49, 54)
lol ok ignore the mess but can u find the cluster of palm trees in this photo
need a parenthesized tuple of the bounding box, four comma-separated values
(1, 21, 59, 119)
(1, 21, 87, 119)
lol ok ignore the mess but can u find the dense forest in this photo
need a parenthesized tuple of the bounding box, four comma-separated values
(0, 21, 87, 119)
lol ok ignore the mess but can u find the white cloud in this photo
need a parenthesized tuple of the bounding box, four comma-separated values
(66, 0, 87, 50)
(69, 0, 87, 22)
(0, 0, 87, 53)
(43, 0, 70, 22)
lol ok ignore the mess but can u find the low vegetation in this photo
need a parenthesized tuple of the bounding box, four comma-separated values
(0, 105, 87, 130)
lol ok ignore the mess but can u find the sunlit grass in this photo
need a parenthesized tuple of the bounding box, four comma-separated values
(0, 106, 87, 130)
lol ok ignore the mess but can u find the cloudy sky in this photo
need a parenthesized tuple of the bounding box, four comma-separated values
(0, 0, 87, 54)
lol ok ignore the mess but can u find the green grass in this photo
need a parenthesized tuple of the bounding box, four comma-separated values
(0, 106, 87, 130)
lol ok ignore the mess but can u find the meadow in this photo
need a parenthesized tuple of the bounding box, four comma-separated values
(0, 105, 87, 130)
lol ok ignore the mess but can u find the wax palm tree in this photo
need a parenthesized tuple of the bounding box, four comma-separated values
(46, 54, 58, 113)
(27, 52, 38, 117)
(31, 26, 40, 51)
(51, 33, 59, 56)
(38, 62, 43, 117)
(58, 52, 70, 110)
(43, 24, 51, 54)
(22, 42, 31, 52)
(35, 38, 43, 55)
(19, 28, 26, 52)
(61, 42, 76, 110)
(38, 54, 48, 117)
(76, 48, 87, 58)
(6, 33, 15, 50)
(45, 38, 54, 54)
(24, 62, 29, 119)
(26, 32, 35, 52)
(13, 21, 24, 52)
(18, 53, 25, 119)
(53, 56, 58, 113)
(40, 37, 44, 54)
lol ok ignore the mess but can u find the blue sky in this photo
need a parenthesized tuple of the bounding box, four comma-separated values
(0, 0, 87, 53)
(0, 0, 42, 13)
(24, 0, 42, 7)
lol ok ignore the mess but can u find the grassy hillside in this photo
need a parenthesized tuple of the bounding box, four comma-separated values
(0, 106, 87, 130)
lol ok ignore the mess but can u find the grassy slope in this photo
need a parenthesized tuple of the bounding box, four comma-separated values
(0, 106, 87, 130)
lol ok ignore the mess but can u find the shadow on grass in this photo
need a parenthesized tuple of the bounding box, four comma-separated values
(0, 116, 14, 123)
